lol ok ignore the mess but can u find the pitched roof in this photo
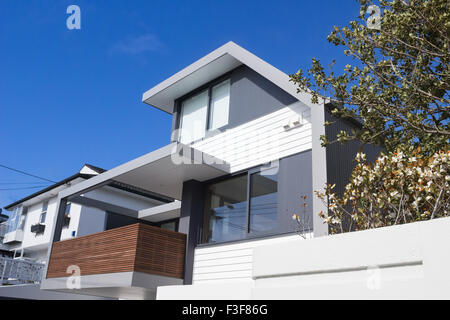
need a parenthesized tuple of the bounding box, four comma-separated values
(142, 41, 316, 114)
(3, 164, 106, 210)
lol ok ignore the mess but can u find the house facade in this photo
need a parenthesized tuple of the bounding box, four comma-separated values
(14, 42, 377, 300)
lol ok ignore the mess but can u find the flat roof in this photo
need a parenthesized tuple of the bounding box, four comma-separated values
(142, 41, 315, 114)
(59, 143, 230, 201)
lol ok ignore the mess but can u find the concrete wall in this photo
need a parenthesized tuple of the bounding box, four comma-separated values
(157, 217, 450, 299)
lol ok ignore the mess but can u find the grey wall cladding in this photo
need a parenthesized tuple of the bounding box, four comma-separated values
(325, 106, 384, 198)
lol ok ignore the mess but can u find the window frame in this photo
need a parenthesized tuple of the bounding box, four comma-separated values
(202, 164, 280, 244)
(174, 72, 232, 144)
(40, 200, 49, 224)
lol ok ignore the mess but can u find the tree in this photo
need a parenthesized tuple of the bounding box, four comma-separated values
(290, 0, 449, 154)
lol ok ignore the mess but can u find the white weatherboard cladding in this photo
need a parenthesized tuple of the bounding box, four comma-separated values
(192, 234, 303, 284)
(193, 102, 311, 173)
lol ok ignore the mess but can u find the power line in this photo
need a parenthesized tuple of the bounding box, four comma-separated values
(0, 185, 51, 191)
(0, 182, 52, 185)
(0, 164, 57, 183)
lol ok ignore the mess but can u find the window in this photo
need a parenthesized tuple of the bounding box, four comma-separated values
(40, 200, 48, 224)
(203, 167, 279, 244)
(6, 206, 27, 233)
(178, 79, 231, 144)
(179, 90, 208, 144)
(204, 174, 248, 243)
(159, 219, 179, 232)
(65, 202, 71, 215)
(209, 79, 230, 130)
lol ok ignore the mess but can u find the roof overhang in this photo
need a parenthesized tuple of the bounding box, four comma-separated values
(60, 143, 230, 201)
(142, 41, 315, 114)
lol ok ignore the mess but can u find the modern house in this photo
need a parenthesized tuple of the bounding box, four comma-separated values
(32, 41, 382, 300)
(0, 164, 169, 289)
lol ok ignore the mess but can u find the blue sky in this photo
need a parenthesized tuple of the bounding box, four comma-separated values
(0, 0, 359, 211)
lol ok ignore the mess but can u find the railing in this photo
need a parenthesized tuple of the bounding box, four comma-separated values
(0, 257, 45, 285)
(46, 223, 186, 279)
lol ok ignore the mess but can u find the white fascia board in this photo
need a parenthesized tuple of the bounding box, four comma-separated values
(138, 201, 181, 222)
(142, 41, 318, 114)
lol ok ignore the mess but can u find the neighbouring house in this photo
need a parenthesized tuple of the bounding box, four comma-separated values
(0, 164, 170, 291)
(32, 41, 383, 300)
(0, 212, 11, 258)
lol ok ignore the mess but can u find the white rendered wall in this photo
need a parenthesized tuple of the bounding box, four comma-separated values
(76, 206, 106, 237)
(193, 102, 312, 173)
(158, 217, 450, 300)
(60, 202, 83, 241)
(9, 198, 87, 261)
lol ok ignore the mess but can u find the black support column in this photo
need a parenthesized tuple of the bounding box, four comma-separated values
(178, 180, 205, 285)
(52, 198, 68, 243)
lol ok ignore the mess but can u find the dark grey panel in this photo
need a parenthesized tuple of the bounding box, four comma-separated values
(228, 66, 298, 128)
(325, 108, 383, 198)
(277, 151, 313, 233)
(171, 65, 299, 140)
(178, 180, 205, 285)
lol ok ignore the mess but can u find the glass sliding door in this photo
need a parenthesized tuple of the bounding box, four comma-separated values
(204, 174, 248, 243)
(249, 170, 278, 234)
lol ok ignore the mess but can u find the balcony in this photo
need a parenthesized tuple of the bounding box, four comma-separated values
(2, 229, 24, 244)
(42, 223, 186, 299)
(0, 257, 45, 285)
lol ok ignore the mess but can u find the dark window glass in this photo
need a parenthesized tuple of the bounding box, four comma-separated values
(40, 200, 48, 223)
(65, 203, 71, 215)
(160, 220, 178, 232)
(249, 170, 278, 234)
(204, 174, 248, 243)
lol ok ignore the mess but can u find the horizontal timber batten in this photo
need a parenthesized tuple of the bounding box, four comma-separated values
(46, 223, 186, 279)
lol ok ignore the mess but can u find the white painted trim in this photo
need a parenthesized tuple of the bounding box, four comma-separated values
(138, 201, 181, 222)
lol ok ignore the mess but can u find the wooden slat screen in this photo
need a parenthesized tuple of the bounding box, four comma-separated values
(46, 223, 186, 279)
